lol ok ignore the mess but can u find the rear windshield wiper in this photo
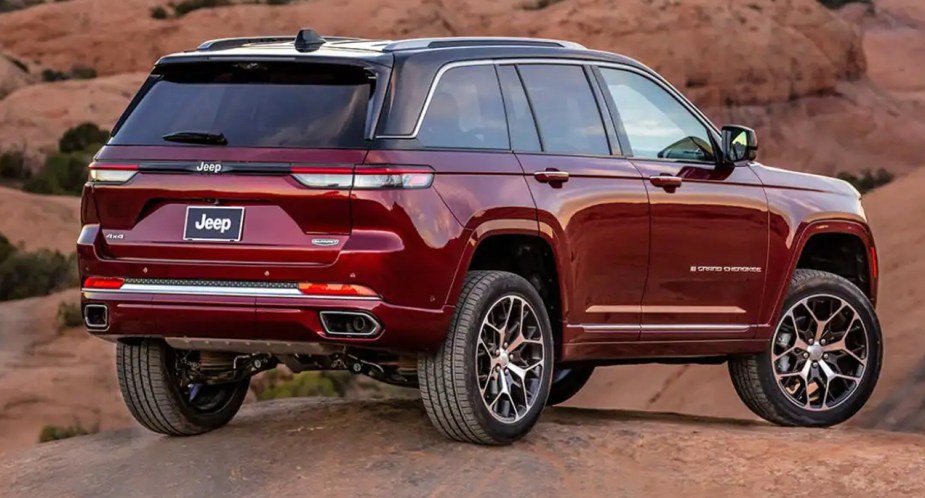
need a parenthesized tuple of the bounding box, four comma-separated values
(162, 131, 228, 146)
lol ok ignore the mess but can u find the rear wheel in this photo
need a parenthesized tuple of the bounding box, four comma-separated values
(116, 340, 250, 436)
(418, 271, 554, 445)
(729, 269, 882, 427)
(547, 365, 595, 406)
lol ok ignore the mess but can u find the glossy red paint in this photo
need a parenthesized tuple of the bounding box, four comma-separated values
(81, 145, 876, 362)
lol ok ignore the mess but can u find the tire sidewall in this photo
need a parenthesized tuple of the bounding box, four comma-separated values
(461, 275, 554, 442)
(756, 272, 883, 425)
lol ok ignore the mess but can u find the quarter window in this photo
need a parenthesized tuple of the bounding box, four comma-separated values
(517, 64, 610, 156)
(600, 68, 714, 162)
(418, 65, 509, 150)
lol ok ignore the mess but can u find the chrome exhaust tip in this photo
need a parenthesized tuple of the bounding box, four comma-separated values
(83, 304, 109, 330)
(319, 311, 381, 337)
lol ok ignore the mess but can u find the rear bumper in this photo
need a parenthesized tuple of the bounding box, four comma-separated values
(81, 287, 454, 354)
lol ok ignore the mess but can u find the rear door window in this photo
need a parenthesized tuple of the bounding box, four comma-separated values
(497, 65, 541, 152)
(418, 65, 509, 150)
(111, 62, 373, 148)
(517, 64, 610, 156)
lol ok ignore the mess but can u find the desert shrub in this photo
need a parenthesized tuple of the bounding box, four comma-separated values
(170, 0, 232, 17)
(150, 5, 169, 18)
(41, 68, 69, 82)
(41, 65, 98, 82)
(0, 150, 31, 181)
(522, 0, 563, 10)
(38, 421, 97, 443)
(57, 301, 84, 329)
(0, 233, 14, 263)
(836, 168, 894, 194)
(817, 0, 871, 9)
(58, 122, 109, 153)
(255, 370, 354, 400)
(23, 151, 91, 195)
(0, 0, 48, 13)
(70, 65, 97, 80)
(0, 249, 78, 301)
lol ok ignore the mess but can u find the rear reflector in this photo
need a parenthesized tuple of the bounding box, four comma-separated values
(89, 163, 138, 184)
(290, 165, 433, 190)
(297, 282, 378, 297)
(83, 277, 125, 289)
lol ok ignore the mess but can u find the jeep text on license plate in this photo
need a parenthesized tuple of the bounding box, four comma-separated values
(183, 206, 245, 242)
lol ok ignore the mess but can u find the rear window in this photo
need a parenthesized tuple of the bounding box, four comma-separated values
(111, 62, 373, 148)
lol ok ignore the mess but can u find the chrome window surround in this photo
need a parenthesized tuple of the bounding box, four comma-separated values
(375, 58, 720, 141)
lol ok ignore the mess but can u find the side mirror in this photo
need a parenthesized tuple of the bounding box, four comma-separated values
(721, 125, 758, 165)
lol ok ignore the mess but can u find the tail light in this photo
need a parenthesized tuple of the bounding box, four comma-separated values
(291, 165, 433, 190)
(297, 282, 378, 298)
(83, 277, 125, 289)
(89, 163, 138, 184)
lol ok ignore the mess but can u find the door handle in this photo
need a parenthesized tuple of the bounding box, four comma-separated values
(534, 169, 570, 184)
(649, 175, 683, 189)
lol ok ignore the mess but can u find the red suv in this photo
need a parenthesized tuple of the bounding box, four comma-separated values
(79, 29, 882, 444)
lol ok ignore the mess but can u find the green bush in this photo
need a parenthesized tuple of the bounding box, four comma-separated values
(836, 168, 895, 194)
(817, 0, 871, 9)
(40, 65, 98, 82)
(41, 68, 69, 82)
(57, 301, 84, 329)
(23, 151, 92, 195)
(523, 0, 563, 10)
(58, 122, 109, 153)
(70, 65, 97, 80)
(38, 421, 97, 443)
(0, 249, 78, 301)
(150, 5, 169, 18)
(0, 150, 31, 181)
(170, 0, 232, 17)
(0, 233, 14, 263)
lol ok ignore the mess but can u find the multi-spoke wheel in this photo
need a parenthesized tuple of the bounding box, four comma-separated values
(419, 271, 554, 445)
(730, 269, 882, 427)
(476, 295, 546, 422)
(116, 340, 250, 436)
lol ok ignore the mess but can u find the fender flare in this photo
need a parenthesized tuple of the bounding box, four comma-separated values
(758, 218, 877, 338)
(442, 219, 570, 319)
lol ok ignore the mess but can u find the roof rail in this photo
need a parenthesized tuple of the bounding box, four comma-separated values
(383, 37, 586, 52)
(197, 36, 294, 52)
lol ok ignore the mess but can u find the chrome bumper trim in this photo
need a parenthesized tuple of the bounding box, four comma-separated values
(82, 283, 380, 301)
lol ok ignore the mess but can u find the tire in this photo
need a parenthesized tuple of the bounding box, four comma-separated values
(546, 365, 595, 406)
(729, 269, 882, 427)
(116, 340, 250, 436)
(418, 271, 554, 445)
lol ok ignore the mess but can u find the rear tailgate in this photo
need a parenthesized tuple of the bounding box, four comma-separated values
(91, 147, 364, 265)
(88, 59, 379, 266)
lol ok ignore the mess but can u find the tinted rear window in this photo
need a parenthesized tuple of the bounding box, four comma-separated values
(111, 62, 373, 148)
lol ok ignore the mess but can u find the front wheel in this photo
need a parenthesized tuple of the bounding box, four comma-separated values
(116, 340, 250, 436)
(729, 269, 882, 427)
(418, 271, 554, 445)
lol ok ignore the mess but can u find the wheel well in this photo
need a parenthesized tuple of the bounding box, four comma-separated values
(468, 235, 563, 357)
(796, 233, 871, 298)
